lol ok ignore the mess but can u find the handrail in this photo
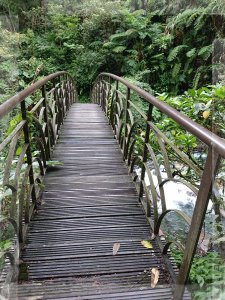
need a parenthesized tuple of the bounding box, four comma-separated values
(92, 73, 225, 299)
(0, 71, 67, 118)
(0, 71, 77, 286)
(100, 72, 225, 157)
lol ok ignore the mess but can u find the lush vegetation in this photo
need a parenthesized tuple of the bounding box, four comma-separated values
(172, 249, 225, 299)
(1, 0, 225, 101)
(0, 0, 225, 299)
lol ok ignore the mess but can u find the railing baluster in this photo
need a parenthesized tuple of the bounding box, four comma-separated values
(95, 80, 98, 104)
(173, 148, 221, 299)
(42, 85, 51, 160)
(123, 87, 130, 160)
(109, 80, 116, 129)
(103, 81, 106, 113)
(20, 100, 37, 211)
(113, 80, 119, 134)
(139, 103, 153, 210)
(98, 77, 101, 106)
(54, 78, 63, 129)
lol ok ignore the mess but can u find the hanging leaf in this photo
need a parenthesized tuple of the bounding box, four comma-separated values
(141, 240, 153, 249)
(151, 268, 160, 288)
(113, 243, 120, 255)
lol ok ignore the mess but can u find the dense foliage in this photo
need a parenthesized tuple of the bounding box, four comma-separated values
(1, 0, 225, 100)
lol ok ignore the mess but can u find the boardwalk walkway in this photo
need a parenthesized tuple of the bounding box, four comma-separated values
(12, 104, 187, 299)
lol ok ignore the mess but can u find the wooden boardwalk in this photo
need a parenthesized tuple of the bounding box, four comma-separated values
(12, 104, 189, 299)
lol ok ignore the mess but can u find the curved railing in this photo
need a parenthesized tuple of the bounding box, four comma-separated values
(92, 73, 225, 299)
(0, 72, 77, 285)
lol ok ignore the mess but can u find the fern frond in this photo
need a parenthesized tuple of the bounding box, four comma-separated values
(125, 29, 137, 36)
(193, 66, 204, 89)
(186, 12, 199, 27)
(168, 45, 188, 62)
(103, 42, 115, 48)
(172, 63, 181, 79)
(184, 56, 195, 74)
(198, 45, 212, 60)
(110, 32, 127, 42)
(112, 46, 126, 53)
(186, 48, 196, 58)
(194, 14, 206, 34)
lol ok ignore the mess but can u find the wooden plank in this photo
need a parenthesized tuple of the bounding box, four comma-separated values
(16, 103, 179, 299)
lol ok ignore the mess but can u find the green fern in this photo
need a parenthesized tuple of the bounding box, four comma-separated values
(198, 45, 212, 61)
(186, 12, 200, 27)
(103, 42, 115, 48)
(172, 63, 181, 79)
(184, 56, 195, 74)
(125, 29, 137, 36)
(110, 32, 127, 42)
(168, 45, 188, 62)
(169, 9, 200, 30)
(186, 48, 196, 58)
(194, 13, 206, 34)
(112, 46, 126, 53)
(193, 66, 204, 89)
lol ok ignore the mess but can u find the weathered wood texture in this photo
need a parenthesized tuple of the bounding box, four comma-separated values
(12, 104, 190, 299)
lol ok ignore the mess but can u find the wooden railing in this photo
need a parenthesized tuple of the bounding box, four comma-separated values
(0, 72, 77, 284)
(92, 73, 225, 299)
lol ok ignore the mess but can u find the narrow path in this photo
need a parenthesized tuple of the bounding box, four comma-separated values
(13, 104, 189, 299)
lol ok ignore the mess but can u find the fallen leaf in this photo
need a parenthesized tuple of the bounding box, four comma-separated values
(113, 243, 120, 255)
(151, 268, 160, 288)
(203, 111, 210, 119)
(141, 240, 153, 249)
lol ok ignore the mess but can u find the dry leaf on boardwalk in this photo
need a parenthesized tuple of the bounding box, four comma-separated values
(113, 243, 120, 255)
(141, 240, 153, 249)
(151, 268, 160, 288)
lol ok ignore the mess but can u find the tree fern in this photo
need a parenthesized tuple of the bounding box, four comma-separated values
(168, 45, 188, 62)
